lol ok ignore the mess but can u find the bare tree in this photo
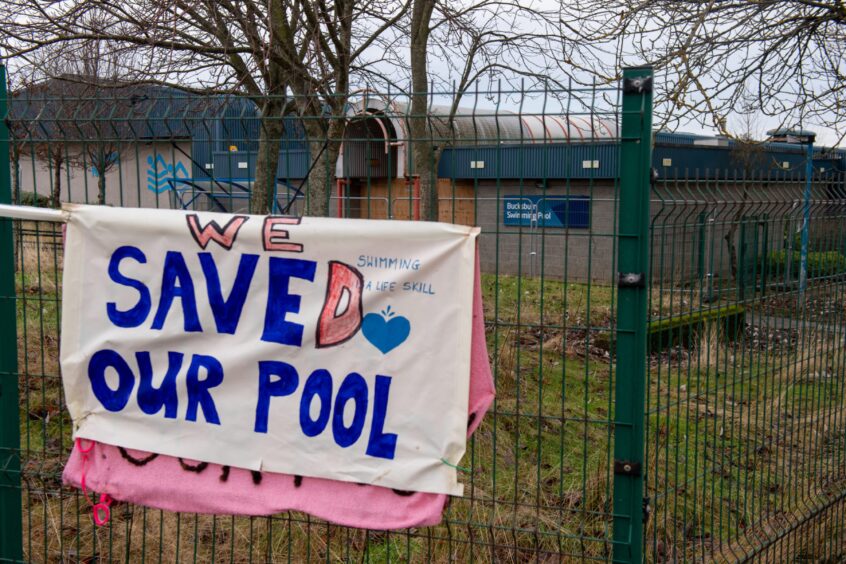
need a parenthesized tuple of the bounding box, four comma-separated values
(33, 142, 66, 209)
(11, 31, 138, 207)
(8, 73, 67, 208)
(408, 0, 437, 220)
(559, 0, 846, 142)
(0, 0, 408, 215)
(82, 145, 121, 205)
(404, 1, 565, 220)
(8, 123, 24, 205)
(59, 40, 128, 205)
(724, 103, 769, 281)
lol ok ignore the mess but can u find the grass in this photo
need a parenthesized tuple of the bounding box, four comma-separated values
(642, 289, 846, 561)
(10, 229, 846, 562)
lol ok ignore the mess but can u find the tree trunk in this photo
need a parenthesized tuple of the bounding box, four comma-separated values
(413, 139, 440, 221)
(724, 188, 750, 281)
(11, 145, 20, 204)
(51, 156, 62, 209)
(252, 98, 286, 215)
(97, 169, 106, 205)
(410, 0, 437, 221)
(302, 120, 342, 218)
(724, 225, 739, 281)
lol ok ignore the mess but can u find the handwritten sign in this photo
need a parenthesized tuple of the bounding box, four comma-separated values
(60, 204, 479, 495)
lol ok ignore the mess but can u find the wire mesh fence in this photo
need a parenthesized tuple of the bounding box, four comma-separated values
(0, 72, 632, 563)
(0, 66, 845, 563)
(645, 172, 846, 561)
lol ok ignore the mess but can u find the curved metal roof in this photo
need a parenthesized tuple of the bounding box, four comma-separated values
(424, 105, 619, 144)
(343, 96, 618, 178)
(350, 98, 618, 144)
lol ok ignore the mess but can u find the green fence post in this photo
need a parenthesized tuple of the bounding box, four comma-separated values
(612, 66, 653, 563)
(0, 64, 23, 563)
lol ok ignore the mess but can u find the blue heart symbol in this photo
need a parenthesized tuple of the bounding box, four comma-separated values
(362, 307, 411, 354)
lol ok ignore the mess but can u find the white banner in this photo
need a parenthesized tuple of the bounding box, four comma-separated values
(60, 204, 479, 495)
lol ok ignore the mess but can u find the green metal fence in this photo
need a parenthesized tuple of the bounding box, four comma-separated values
(645, 168, 846, 561)
(1, 64, 845, 563)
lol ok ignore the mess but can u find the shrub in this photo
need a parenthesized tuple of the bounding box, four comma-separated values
(18, 191, 51, 208)
(764, 250, 846, 279)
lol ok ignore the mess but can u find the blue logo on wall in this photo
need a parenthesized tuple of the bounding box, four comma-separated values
(147, 155, 189, 193)
(362, 306, 410, 354)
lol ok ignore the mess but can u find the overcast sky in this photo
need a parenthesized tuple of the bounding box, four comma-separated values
(5, 1, 840, 148)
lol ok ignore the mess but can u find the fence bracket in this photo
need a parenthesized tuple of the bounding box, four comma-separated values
(613, 459, 642, 476)
(623, 75, 653, 95)
(617, 272, 645, 288)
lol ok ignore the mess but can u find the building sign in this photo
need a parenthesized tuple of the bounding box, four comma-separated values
(60, 204, 478, 495)
(503, 195, 590, 228)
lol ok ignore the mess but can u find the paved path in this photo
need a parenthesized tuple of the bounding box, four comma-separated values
(753, 314, 844, 336)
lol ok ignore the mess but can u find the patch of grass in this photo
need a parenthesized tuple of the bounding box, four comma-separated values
(482, 273, 614, 328)
(644, 321, 846, 561)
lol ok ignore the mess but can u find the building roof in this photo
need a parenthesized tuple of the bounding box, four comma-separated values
(9, 77, 201, 141)
(437, 131, 846, 180)
(341, 97, 619, 178)
(371, 100, 618, 144)
(9, 82, 844, 182)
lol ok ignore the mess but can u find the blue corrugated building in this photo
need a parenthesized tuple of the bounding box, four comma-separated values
(170, 97, 846, 200)
(436, 131, 846, 181)
(169, 97, 846, 240)
(166, 99, 846, 282)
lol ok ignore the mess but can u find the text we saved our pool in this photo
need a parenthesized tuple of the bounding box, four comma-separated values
(85, 215, 400, 461)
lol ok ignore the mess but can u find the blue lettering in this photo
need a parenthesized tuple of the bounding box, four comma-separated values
(332, 373, 368, 448)
(135, 351, 183, 419)
(185, 354, 223, 424)
(261, 257, 317, 347)
(106, 246, 151, 328)
(254, 361, 300, 433)
(151, 251, 202, 332)
(365, 375, 398, 459)
(199, 252, 259, 334)
(88, 349, 135, 412)
(299, 369, 332, 437)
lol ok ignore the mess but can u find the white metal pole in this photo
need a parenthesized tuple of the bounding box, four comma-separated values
(0, 204, 68, 223)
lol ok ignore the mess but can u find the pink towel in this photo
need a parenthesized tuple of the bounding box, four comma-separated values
(63, 252, 494, 530)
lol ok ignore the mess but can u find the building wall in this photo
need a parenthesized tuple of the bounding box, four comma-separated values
(436, 179, 476, 226)
(337, 178, 475, 225)
(474, 181, 617, 282)
(15, 134, 837, 288)
(332, 178, 774, 284)
(473, 181, 835, 284)
(16, 142, 193, 209)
